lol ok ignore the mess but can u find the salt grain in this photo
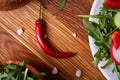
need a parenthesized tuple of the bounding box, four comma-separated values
(17, 28, 24, 35)
(53, 16, 57, 18)
(75, 70, 82, 78)
(51, 67, 58, 75)
(73, 32, 77, 38)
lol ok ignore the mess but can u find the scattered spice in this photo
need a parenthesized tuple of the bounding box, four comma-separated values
(75, 70, 82, 78)
(51, 67, 58, 75)
(17, 28, 24, 35)
(73, 32, 77, 38)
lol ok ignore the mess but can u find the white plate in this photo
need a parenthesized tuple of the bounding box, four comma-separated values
(89, 0, 118, 80)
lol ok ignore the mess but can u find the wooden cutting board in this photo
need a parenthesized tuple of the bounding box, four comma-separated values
(0, 0, 106, 80)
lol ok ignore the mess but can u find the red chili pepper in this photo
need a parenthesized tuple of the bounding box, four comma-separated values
(105, 0, 120, 9)
(35, 19, 76, 58)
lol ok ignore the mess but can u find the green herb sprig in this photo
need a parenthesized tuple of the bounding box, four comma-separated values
(59, 0, 66, 10)
(0, 61, 46, 80)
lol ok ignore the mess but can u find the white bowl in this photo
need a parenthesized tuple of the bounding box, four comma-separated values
(89, 0, 118, 80)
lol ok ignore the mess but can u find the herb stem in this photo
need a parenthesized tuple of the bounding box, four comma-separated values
(16, 74, 18, 80)
(108, 9, 120, 12)
(24, 68, 29, 80)
(38, 2, 42, 20)
(105, 28, 118, 37)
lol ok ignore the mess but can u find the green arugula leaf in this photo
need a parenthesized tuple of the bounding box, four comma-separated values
(27, 77, 34, 80)
(101, 58, 113, 69)
(33, 72, 46, 79)
(24, 68, 28, 80)
(83, 19, 103, 40)
(0, 73, 8, 79)
(59, 0, 66, 10)
(20, 60, 27, 68)
(6, 71, 16, 80)
(113, 63, 120, 80)
(0, 60, 46, 80)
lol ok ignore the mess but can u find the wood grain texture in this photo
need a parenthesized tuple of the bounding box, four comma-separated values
(0, 0, 32, 11)
(0, 28, 65, 80)
(0, 0, 106, 80)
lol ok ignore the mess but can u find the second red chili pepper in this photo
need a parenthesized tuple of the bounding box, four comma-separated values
(35, 19, 76, 58)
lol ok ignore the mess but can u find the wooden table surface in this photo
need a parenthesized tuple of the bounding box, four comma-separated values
(0, 0, 106, 80)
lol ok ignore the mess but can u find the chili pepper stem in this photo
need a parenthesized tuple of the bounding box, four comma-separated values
(38, 2, 42, 20)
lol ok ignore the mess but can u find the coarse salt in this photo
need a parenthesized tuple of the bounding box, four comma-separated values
(53, 16, 57, 18)
(17, 28, 24, 35)
(51, 67, 58, 75)
(73, 32, 77, 38)
(75, 70, 82, 78)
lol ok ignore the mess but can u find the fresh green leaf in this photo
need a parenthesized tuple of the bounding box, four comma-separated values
(27, 77, 34, 80)
(59, 0, 66, 10)
(34, 72, 46, 79)
(20, 60, 27, 68)
(101, 58, 113, 69)
(113, 63, 120, 80)
(0, 73, 8, 78)
(24, 68, 28, 80)
(83, 19, 101, 40)
(6, 71, 16, 80)
(0, 60, 46, 80)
